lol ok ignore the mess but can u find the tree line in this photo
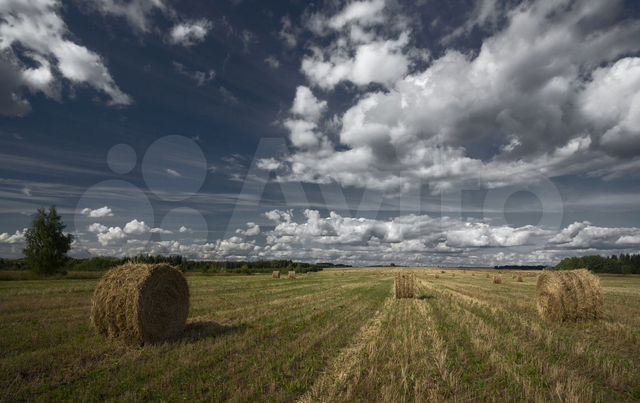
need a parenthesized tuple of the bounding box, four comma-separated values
(555, 254, 640, 274)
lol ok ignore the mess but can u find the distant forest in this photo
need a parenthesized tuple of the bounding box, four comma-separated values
(0, 255, 351, 274)
(555, 254, 640, 274)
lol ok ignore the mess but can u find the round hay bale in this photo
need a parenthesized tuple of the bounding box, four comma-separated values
(493, 276, 502, 284)
(435, 274, 440, 279)
(90, 263, 189, 344)
(517, 275, 524, 282)
(272, 271, 281, 279)
(288, 270, 296, 279)
(536, 269, 603, 322)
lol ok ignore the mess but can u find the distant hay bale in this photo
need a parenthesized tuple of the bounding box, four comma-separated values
(395, 272, 415, 299)
(485, 273, 490, 278)
(517, 275, 524, 282)
(272, 271, 280, 278)
(440, 270, 446, 274)
(536, 269, 603, 322)
(493, 276, 502, 284)
(435, 274, 440, 279)
(91, 263, 189, 345)
(288, 270, 296, 279)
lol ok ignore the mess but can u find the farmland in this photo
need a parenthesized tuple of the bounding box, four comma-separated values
(1, 269, 639, 403)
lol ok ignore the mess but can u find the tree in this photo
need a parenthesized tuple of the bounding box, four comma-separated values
(23, 207, 73, 275)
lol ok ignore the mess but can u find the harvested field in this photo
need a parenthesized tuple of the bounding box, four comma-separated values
(1, 269, 639, 402)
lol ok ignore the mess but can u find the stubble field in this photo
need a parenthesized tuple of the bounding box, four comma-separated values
(1, 269, 639, 403)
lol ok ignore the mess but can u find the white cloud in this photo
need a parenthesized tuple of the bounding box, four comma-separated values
(179, 226, 192, 233)
(123, 219, 150, 235)
(256, 158, 282, 171)
(168, 19, 212, 47)
(84, 0, 169, 33)
(0, 0, 132, 113)
(291, 86, 327, 122)
(173, 62, 215, 86)
(301, 33, 410, 89)
(81, 206, 113, 218)
(150, 227, 172, 234)
(549, 221, 640, 249)
(236, 222, 261, 236)
(328, 0, 386, 30)
(21, 186, 32, 197)
(282, 0, 640, 192)
(166, 168, 182, 177)
(0, 228, 26, 244)
(279, 16, 297, 48)
(579, 57, 640, 156)
(97, 226, 126, 246)
(264, 56, 280, 69)
(88, 223, 108, 233)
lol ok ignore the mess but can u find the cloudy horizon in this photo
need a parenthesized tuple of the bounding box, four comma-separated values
(1, 0, 640, 266)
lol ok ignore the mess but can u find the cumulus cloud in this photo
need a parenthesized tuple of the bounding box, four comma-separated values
(97, 226, 126, 246)
(236, 222, 261, 236)
(0, 0, 132, 115)
(290, 86, 327, 122)
(168, 19, 212, 47)
(123, 219, 149, 235)
(280, 0, 640, 192)
(549, 221, 640, 249)
(0, 228, 26, 244)
(81, 206, 113, 218)
(88, 223, 108, 233)
(301, 33, 410, 89)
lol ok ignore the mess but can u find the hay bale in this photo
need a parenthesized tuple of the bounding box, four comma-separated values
(288, 270, 296, 279)
(493, 276, 502, 284)
(91, 263, 189, 345)
(536, 269, 603, 321)
(435, 274, 440, 279)
(485, 273, 490, 278)
(517, 275, 524, 282)
(395, 272, 415, 299)
(440, 270, 446, 274)
(272, 271, 280, 278)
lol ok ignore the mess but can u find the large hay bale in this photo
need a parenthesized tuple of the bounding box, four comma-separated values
(288, 270, 296, 279)
(517, 275, 524, 282)
(91, 263, 189, 344)
(395, 272, 415, 299)
(435, 274, 440, 279)
(493, 276, 502, 284)
(272, 271, 280, 278)
(536, 269, 603, 322)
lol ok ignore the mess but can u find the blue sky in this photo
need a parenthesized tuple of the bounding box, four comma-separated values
(1, 0, 640, 266)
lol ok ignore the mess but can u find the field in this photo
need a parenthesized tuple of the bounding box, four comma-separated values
(1, 269, 640, 403)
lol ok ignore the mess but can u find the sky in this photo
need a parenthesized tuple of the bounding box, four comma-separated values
(1, 0, 640, 266)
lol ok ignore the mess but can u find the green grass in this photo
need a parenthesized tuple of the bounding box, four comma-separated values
(1, 269, 639, 402)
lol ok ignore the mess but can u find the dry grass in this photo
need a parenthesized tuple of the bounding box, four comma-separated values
(272, 271, 280, 279)
(536, 269, 603, 321)
(90, 263, 189, 345)
(2, 269, 640, 403)
(395, 272, 416, 299)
